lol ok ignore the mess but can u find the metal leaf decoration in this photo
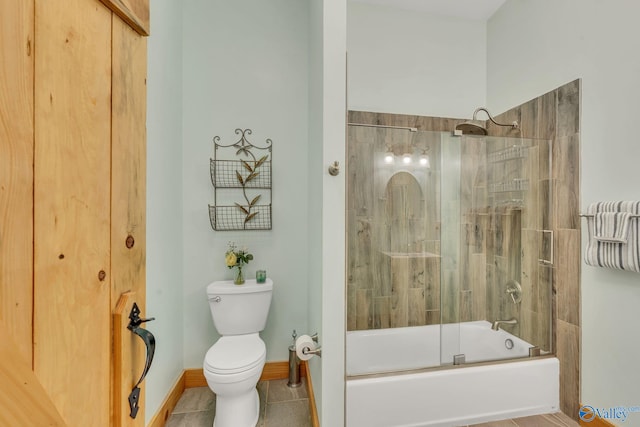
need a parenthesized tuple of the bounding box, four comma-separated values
(235, 171, 244, 186)
(241, 160, 253, 173)
(234, 161, 266, 224)
(250, 195, 261, 206)
(244, 212, 258, 223)
(235, 203, 249, 215)
(255, 155, 268, 169)
(245, 172, 259, 183)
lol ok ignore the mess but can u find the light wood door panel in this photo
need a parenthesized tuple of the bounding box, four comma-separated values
(34, 0, 113, 424)
(0, 322, 67, 426)
(0, 0, 34, 362)
(112, 12, 147, 316)
(112, 15, 148, 425)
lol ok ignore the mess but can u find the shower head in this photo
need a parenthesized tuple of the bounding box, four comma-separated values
(455, 120, 487, 136)
(455, 107, 518, 135)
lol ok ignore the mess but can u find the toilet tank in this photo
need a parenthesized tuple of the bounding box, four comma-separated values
(206, 279, 273, 335)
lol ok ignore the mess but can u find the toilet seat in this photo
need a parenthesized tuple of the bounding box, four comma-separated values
(204, 334, 266, 375)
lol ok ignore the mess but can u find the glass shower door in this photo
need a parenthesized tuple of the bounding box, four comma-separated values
(346, 123, 552, 375)
(439, 133, 553, 365)
(346, 124, 443, 374)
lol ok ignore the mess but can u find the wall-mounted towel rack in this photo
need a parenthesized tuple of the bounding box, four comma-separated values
(582, 201, 640, 273)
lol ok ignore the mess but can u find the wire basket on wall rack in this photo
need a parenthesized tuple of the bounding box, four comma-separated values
(208, 128, 272, 231)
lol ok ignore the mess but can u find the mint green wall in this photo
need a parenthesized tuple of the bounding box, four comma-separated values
(146, 0, 185, 422)
(307, 0, 324, 421)
(182, 0, 311, 367)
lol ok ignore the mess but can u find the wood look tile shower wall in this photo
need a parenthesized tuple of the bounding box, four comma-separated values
(492, 79, 581, 419)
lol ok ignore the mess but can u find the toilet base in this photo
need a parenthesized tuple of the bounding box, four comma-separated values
(213, 387, 259, 427)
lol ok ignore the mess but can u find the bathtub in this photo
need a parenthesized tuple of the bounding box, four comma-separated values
(346, 321, 559, 427)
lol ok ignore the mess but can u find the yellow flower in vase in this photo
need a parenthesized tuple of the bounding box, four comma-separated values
(225, 252, 237, 267)
(225, 242, 253, 285)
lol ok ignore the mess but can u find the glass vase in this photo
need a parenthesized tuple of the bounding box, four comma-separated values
(234, 266, 245, 285)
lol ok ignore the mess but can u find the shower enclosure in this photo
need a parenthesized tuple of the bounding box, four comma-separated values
(346, 122, 553, 374)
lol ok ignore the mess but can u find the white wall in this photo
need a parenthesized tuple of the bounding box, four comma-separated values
(181, 0, 310, 367)
(488, 0, 640, 418)
(320, 2, 347, 425)
(146, 0, 185, 422)
(347, 1, 487, 118)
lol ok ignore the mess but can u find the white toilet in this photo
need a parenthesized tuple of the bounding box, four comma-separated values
(204, 278, 273, 427)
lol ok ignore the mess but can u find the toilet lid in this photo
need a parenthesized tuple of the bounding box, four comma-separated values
(204, 335, 266, 375)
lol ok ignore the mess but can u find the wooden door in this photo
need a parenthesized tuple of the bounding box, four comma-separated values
(0, 0, 149, 425)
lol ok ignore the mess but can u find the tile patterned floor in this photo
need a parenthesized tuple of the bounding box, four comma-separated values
(468, 412, 579, 427)
(165, 380, 578, 427)
(165, 378, 311, 427)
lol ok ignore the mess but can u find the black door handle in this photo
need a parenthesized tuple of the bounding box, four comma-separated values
(127, 302, 155, 419)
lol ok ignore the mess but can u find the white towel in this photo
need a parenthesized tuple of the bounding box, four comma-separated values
(584, 201, 640, 273)
(594, 211, 632, 243)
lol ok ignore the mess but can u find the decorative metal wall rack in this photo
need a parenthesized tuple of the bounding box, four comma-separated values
(209, 128, 272, 231)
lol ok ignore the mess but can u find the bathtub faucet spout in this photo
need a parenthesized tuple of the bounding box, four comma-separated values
(491, 318, 517, 331)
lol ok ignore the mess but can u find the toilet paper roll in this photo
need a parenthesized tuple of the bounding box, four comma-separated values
(295, 334, 316, 361)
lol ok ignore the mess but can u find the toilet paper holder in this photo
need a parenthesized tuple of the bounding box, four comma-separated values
(302, 334, 321, 357)
(296, 332, 322, 359)
(302, 346, 322, 357)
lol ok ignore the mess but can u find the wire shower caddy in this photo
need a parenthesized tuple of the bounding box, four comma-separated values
(209, 128, 272, 231)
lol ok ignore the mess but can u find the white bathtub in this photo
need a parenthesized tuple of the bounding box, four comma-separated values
(346, 321, 559, 427)
(347, 320, 533, 375)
